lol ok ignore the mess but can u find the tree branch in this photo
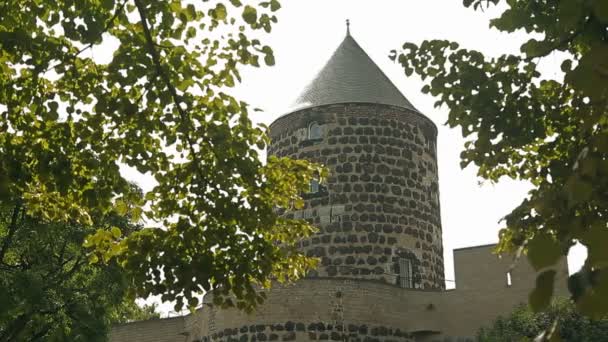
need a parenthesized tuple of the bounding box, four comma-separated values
(526, 16, 591, 61)
(43, 0, 129, 73)
(0, 201, 22, 263)
(30, 324, 51, 342)
(0, 313, 28, 342)
(133, 0, 211, 196)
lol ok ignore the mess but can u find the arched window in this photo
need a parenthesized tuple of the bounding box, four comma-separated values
(308, 122, 321, 140)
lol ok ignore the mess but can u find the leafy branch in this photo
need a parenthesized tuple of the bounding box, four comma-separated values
(133, 0, 210, 192)
(0, 201, 22, 262)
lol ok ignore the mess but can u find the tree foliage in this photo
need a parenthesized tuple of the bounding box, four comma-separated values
(392, 0, 608, 317)
(0, 205, 159, 341)
(0, 0, 322, 314)
(477, 299, 608, 342)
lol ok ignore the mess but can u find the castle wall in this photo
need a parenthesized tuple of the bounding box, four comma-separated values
(268, 103, 444, 289)
(190, 278, 441, 342)
(438, 244, 570, 337)
(183, 244, 570, 342)
(109, 316, 187, 342)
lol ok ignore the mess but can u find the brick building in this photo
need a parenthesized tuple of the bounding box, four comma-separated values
(110, 29, 569, 342)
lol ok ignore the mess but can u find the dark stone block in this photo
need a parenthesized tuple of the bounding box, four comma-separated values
(368, 232, 378, 243)
(346, 255, 356, 264)
(367, 256, 377, 265)
(282, 332, 296, 341)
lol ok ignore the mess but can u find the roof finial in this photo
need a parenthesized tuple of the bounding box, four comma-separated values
(346, 19, 351, 36)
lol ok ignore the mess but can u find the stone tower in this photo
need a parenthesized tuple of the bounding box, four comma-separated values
(182, 30, 452, 342)
(268, 30, 444, 290)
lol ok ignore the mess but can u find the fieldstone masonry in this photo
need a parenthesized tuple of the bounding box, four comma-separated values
(268, 103, 444, 289)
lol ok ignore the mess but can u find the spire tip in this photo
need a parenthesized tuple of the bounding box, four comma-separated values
(346, 19, 351, 36)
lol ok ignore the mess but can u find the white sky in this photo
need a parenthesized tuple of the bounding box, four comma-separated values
(117, 0, 585, 314)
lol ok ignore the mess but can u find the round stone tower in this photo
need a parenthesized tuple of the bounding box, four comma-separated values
(269, 32, 444, 290)
(191, 30, 448, 342)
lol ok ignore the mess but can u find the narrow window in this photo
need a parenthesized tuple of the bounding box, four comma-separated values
(506, 271, 512, 287)
(308, 122, 321, 140)
(310, 178, 320, 193)
(398, 258, 413, 289)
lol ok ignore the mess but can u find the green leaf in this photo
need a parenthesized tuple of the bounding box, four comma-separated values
(592, 0, 608, 22)
(582, 222, 608, 268)
(115, 200, 128, 216)
(270, 0, 281, 11)
(529, 269, 556, 312)
(213, 3, 227, 20)
(242, 5, 257, 24)
(558, 0, 584, 30)
(564, 175, 593, 207)
(527, 233, 562, 271)
(111, 226, 122, 239)
(576, 269, 608, 319)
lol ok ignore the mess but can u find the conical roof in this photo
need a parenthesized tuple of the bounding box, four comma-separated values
(289, 32, 418, 113)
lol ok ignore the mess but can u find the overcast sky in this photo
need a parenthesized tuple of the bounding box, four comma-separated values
(117, 0, 585, 314)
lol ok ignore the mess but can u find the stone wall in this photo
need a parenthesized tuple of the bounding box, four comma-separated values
(110, 316, 187, 342)
(109, 244, 571, 342)
(183, 244, 570, 342)
(268, 103, 444, 289)
(191, 278, 440, 342)
(439, 244, 571, 337)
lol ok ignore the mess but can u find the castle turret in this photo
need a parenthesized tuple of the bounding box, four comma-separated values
(268, 31, 444, 289)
